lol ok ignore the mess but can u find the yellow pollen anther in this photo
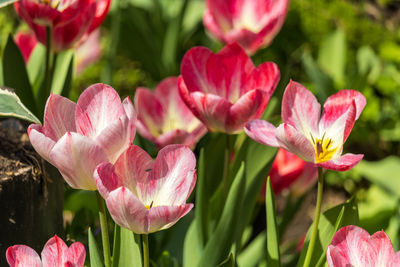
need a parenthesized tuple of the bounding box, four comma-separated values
(311, 133, 337, 163)
(146, 201, 154, 210)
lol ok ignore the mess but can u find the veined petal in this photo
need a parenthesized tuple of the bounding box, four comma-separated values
(227, 89, 266, 133)
(147, 204, 193, 233)
(122, 97, 137, 144)
(6, 245, 42, 267)
(94, 162, 120, 198)
(49, 132, 108, 190)
(321, 90, 366, 131)
(189, 91, 231, 132)
(106, 187, 148, 234)
(389, 252, 400, 267)
(28, 124, 56, 162)
(113, 145, 153, 201)
(148, 145, 196, 206)
(135, 88, 165, 137)
(275, 123, 315, 162)
(155, 126, 207, 149)
(87, 0, 111, 33)
(318, 153, 363, 172)
(204, 0, 233, 33)
(245, 119, 280, 147)
(41, 235, 68, 267)
(248, 61, 280, 97)
(43, 93, 76, 140)
(64, 242, 86, 267)
(281, 80, 321, 136)
(372, 231, 397, 266)
(76, 83, 125, 138)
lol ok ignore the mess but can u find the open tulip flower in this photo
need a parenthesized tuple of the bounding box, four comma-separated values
(327, 225, 400, 267)
(94, 144, 196, 234)
(14, 0, 110, 51)
(178, 43, 280, 134)
(135, 77, 207, 149)
(28, 83, 136, 190)
(245, 80, 366, 171)
(203, 0, 289, 54)
(6, 235, 85, 267)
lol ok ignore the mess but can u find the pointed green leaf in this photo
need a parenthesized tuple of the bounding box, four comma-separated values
(112, 225, 143, 267)
(89, 227, 105, 267)
(183, 221, 201, 267)
(3, 34, 38, 116)
(197, 163, 246, 267)
(0, 88, 40, 123)
(266, 178, 281, 267)
(217, 253, 235, 267)
(51, 50, 73, 96)
(195, 148, 208, 247)
(297, 198, 359, 267)
(237, 232, 266, 267)
(27, 44, 45, 94)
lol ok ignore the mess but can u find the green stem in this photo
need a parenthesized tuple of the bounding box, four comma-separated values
(48, 52, 58, 91)
(222, 134, 232, 199)
(96, 191, 111, 267)
(142, 234, 149, 267)
(44, 26, 51, 100)
(303, 167, 324, 267)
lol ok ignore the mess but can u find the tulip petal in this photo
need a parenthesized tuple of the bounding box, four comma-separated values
(148, 204, 193, 233)
(41, 235, 68, 266)
(155, 127, 207, 149)
(76, 83, 125, 138)
(372, 231, 397, 266)
(148, 145, 196, 206)
(106, 187, 148, 234)
(64, 242, 86, 266)
(275, 123, 315, 162)
(43, 93, 77, 140)
(6, 245, 41, 267)
(249, 62, 280, 98)
(189, 91, 231, 132)
(94, 162, 120, 198)
(318, 153, 363, 172)
(135, 88, 165, 137)
(281, 80, 321, 136)
(245, 119, 280, 147)
(49, 132, 108, 190)
(28, 124, 56, 162)
(88, 0, 111, 33)
(227, 89, 266, 133)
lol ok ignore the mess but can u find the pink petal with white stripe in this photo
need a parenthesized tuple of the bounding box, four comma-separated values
(148, 204, 193, 233)
(6, 245, 41, 267)
(148, 145, 196, 206)
(281, 80, 321, 136)
(245, 119, 279, 147)
(155, 127, 207, 149)
(63, 241, 86, 266)
(28, 124, 56, 162)
(49, 132, 108, 190)
(317, 153, 363, 171)
(94, 162, 120, 198)
(248, 62, 280, 98)
(135, 88, 165, 136)
(106, 187, 148, 234)
(75, 83, 125, 138)
(41, 235, 68, 266)
(275, 123, 315, 162)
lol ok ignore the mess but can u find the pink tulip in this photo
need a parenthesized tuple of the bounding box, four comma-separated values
(135, 77, 207, 149)
(14, 30, 37, 63)
(178, 43, 280, 134)
(14, 0, 110, 52)
(94, 144, 196, 234)
(75, 29, 102, 75)
(203, 0, 289, 55)
(245, 80, 366, 171)
(267, 148, 317, 195)
(327, 225, 400, 267)
(28, 83, 136, 190)
(6, 235, 85, 267)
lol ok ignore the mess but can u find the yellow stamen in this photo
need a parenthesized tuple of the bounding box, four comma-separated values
(313, 134, 338, 163)
(146, 201, 154, 210)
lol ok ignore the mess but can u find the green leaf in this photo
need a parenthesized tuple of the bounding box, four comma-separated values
(89, 227, 105, 267)
(0, 87, 41, 123)
(195, 148, 208, 247)
(354, 157, 400, 198)
(217, 253, 235, 267)
(356, 46, 381, 83)
(2, 34, 38, 116)
(183, 221, 201, 267)
(0, 0, 16, 8)
(51, 51, 74, 96)
(237, 232, 266, 267)
(0, 60, 3, 85)
(159, 251, 179, 267)
(197, 163, 246, 267)
(317, 29, 346, 86)
(265, 178, 280, 267)
(297, 198, 359, 267)
(27, 44, 45, 94)
(112, 225, 143, 267)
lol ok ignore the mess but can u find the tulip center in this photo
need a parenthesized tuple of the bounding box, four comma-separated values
(310, 133, 338, 163)
(145, 201, 154, 210)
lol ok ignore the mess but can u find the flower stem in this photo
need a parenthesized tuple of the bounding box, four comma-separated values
(222, 134, 232, 199)
(303, 167, 324, 267)
(44, 26, 52, 100)
(96, 191, 111, 267)
(142, 234, 149, 267)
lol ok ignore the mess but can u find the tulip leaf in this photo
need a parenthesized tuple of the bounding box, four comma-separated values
(237, 231, 266, 267)
(183, 221, 201, 267)
(265, 178, 281, 267)
(112, 225, 143, 267)
(197, 163, 246, 267)
(27, 44, 45, 94)
(51, 50, 74, 97)
(217, 253, 235, 267)
(0, 87, 41, 123)
(89, 227, 105, 267)
(3, 34, 38, 116)
(195, 148, 208, 247)
(297, 198, 359, 267)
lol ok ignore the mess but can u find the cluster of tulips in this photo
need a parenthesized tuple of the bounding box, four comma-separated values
(4, 0, 400, 266)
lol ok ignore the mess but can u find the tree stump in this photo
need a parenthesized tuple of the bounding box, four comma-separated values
(0, 118, 64, 266)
